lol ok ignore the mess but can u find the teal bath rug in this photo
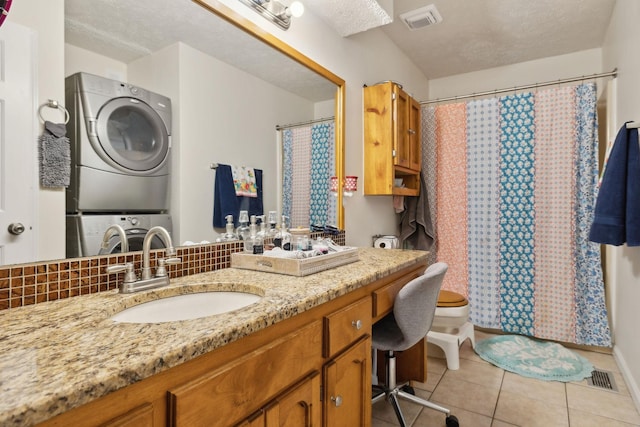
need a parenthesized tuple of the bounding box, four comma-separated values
(474, 335, 594, 382)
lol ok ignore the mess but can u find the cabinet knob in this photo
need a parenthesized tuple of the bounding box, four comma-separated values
(331, 395, 343, 407)
(352, 320, 362, 330)
(408, 128, 416, 135)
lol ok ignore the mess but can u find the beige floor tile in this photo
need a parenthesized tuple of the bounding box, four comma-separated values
(491, 420, 519, 427)
(372, 393, 423, 426)
(494, 389, 569, 427)
(411, 370, 442, 393)
(459, 338, 486, 364)
(430, 375, 500, 417)
(567, 383, 640, 425)
(413, 401, 492, 427)
(371, 416, 400, 427)
(501, 371, 566, 406)
(569, 408, 640, 427)
(443, 358, 504, 390)
(571, 348, 619, 373)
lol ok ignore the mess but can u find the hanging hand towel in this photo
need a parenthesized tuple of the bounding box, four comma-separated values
(213, 164, 263, 228)
(231, 165, 258, 197)
(38, 121, 70, 188)
(399, 172, 434, 250)
(589, 123, 640, 246)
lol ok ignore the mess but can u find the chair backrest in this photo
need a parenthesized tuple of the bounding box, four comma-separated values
(393, 262, 448, 351)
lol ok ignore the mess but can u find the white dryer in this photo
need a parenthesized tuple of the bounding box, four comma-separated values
(65, 72, 172, 213)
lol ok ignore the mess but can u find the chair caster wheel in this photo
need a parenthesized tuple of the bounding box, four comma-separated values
(446, 415, 459, 427)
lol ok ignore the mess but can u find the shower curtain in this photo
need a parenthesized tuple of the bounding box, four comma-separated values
(423, 83, 612, 347)
(282, 121, 337, 228)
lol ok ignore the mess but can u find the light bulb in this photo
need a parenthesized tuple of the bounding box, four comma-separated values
(289, 1, 304, 17)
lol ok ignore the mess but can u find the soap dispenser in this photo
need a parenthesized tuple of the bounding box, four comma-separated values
(267, 211, 278, 239)
(237, 210, 250, 241)
(244, 215, 264, 254)
(219, 214, 238, 241)
(273, 215, 291, 250)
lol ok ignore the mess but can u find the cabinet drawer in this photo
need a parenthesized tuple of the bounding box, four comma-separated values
(372, 270, 422, 322)
(323, 297, 372, 358)
(167, 320, 323, 427)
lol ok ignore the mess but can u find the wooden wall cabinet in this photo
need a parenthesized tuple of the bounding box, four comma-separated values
(364, 81, 422, 196)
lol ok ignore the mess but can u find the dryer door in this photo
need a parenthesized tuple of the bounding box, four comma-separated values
(99, 229, 168, 255)
(92, 97, 170, 173)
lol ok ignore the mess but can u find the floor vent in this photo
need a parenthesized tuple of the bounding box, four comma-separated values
(587, 369, 618, 392)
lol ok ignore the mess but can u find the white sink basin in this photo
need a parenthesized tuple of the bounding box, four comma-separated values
(111, 292, 262, 323)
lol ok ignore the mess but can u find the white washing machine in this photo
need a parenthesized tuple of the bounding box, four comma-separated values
(65, 72, 172, 213)
(65, 214, 173, 258)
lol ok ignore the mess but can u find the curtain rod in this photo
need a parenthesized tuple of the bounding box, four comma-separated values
(421, 68, 617, 105)
(275, 116, 334, 131)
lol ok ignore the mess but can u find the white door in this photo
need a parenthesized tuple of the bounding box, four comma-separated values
(0, 21, 37, 264)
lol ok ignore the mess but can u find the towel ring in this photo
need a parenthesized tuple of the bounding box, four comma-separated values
(38, 99, 70, 125)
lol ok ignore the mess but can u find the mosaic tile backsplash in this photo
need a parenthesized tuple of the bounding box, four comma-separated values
(0, 231, 345, 311)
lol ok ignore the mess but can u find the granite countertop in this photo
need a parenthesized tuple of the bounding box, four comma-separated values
(0, 248, 428, 426)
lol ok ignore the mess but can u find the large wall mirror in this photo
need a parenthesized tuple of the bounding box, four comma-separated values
(20, 0, 345, 266)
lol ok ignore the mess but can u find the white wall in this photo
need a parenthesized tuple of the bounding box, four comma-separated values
(128, 43, 315, 244)
(209, 0, 431, 247)
(65, 44, 128, 81)
(429, 48, 604, 100)
(601, 0, 640, 409)
(10, 0, 66, 261)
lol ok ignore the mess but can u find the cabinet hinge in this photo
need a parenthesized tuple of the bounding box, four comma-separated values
(320, 385, 324, 402)
(392, 93, 396, 100)
(392, 149, 396, 157)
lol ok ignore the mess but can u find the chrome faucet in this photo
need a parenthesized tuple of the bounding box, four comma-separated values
(100, 224, 129, 254)
(141, 226, 177, 280)
(106, 226, 181, 293)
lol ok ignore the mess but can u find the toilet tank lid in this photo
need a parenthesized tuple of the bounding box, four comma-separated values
(437, 290, 468, 307)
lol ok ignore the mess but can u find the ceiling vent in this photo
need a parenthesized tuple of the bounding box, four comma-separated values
(400, 4, 442, 31)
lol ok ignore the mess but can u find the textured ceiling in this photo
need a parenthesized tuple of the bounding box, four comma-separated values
(64, 0, 338, 102)
(64, 0, 617, 99)
(379, 0, 616, 79)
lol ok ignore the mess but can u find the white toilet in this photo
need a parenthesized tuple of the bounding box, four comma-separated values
(427, 290, 475, 370)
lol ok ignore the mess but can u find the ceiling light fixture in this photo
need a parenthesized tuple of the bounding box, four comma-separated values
(238, 0, 304, 30)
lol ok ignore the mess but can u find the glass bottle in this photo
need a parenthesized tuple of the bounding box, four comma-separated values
(267, 211, 278, 239)
(273, 215, 291, 250)
(218, 214, 238, 241)
(236, 210, 250, 241)
(244, 215, 264, 254)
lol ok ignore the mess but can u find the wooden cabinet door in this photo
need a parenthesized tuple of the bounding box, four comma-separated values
(393, 86, 411, 169)
(407, 96, 422, 172)
(167, 321, 322, 427)
(264, 373, 321, 427)
(323, 336, 371, 427)
(100, 403, 154, 427)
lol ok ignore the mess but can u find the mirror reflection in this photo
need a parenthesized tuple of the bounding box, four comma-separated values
(22, 0, 343, 264)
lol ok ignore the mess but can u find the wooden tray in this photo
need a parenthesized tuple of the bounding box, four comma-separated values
(231, 248, 359, 276)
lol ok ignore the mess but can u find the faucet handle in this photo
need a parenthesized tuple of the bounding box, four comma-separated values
(155, 257, 181, 277)
(106, 262, 137, 284)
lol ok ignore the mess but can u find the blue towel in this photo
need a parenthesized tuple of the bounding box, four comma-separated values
(589, 123, 640, 246)
(213, 164, 263, 228)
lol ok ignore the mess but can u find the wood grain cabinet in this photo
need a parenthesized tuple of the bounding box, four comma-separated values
(322, 297, 372, 427)
(237, 373, 321, 427)
(36, 262, 428, 427)
(364, 81, 422, 196)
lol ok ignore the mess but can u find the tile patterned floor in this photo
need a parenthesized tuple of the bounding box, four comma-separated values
(372, 331, 640, 427)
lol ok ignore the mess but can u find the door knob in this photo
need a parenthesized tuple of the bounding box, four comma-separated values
(7, 223, 25, 235)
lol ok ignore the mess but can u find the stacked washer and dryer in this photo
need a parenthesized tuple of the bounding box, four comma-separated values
(65, 72, 173, 257)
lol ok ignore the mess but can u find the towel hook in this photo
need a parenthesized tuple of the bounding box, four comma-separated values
(38, 99, 70, 125)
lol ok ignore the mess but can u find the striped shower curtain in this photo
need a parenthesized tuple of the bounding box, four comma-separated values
(282, 122, 337, 228)
(423, 83, 611, 347)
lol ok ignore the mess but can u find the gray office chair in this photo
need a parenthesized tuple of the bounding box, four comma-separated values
(372, 262, 459, 427)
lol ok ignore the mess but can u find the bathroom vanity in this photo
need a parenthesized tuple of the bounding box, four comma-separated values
(0, 248, 428, 427)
